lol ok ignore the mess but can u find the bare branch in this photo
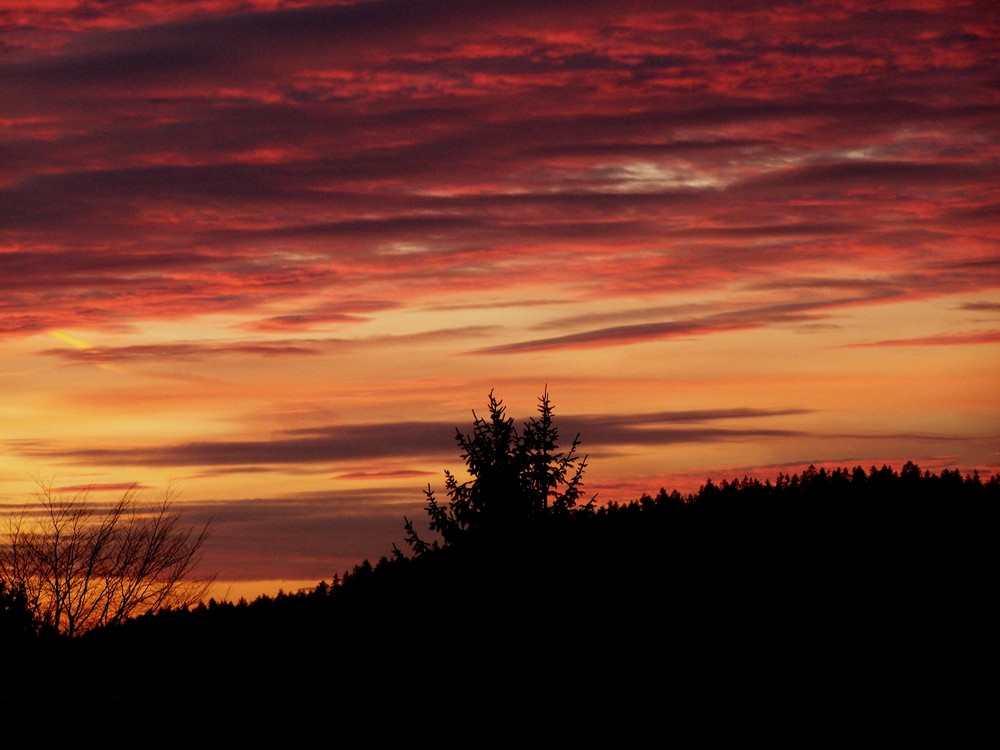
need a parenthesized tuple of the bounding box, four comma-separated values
(0, 479, 215, 636)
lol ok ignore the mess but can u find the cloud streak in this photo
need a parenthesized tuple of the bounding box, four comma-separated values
(843, 330, 1000, 348)
(7, 406, 816, 468)
(471, 291, 903, 354)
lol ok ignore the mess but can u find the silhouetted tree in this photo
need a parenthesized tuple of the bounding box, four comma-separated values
(0, 580, 43, 644)
(0, 480, 215, 637)
(401, 388, 591, 554)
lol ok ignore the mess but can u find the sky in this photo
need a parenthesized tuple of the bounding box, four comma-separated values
(1, 0, 998, 601)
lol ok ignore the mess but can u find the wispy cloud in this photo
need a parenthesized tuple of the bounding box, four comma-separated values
(8, 406, 816, 468)
(171, 489, 428, 581)
(49, 482, 152, 494)
(959, 302, 1000, 313)
(470, 292, 902, 354)
(37, 326, 498, 364)
(842, 330, 1000, 348)
(333, 468, 437, 481)
(41, 341, 325, 363)
(13, 421, 461, 467)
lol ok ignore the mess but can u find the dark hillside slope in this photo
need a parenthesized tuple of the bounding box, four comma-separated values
(44, 462, 997, 712)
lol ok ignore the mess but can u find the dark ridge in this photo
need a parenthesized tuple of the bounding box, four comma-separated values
(3, 392, 996, 733)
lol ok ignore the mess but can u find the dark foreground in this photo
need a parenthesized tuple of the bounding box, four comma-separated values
(7, 465, 997, 732)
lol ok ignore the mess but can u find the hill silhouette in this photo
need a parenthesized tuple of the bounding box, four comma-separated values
(3, 393, 997, 728)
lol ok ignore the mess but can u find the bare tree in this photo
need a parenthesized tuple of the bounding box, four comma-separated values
(0, 479, 214, 637)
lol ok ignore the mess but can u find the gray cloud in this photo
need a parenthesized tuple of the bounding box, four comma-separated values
(842, 330, 1000, 348)
(20, 421, 461, 467)
(730, 160, 991, 196)
(40, 341, 325, 362)
(472, 292, 902, 354)
(164, 488, 429, 583)
(9, 406, 816, 469)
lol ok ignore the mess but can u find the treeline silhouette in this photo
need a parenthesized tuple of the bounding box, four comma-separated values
(4, 393, 998, 716)
(12, 464, 996, 704)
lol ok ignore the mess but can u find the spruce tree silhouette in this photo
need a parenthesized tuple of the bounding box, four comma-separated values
(389, 389, 605, 692)
(400, 387, 591, 555)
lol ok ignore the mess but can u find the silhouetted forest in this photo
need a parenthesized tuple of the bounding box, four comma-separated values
(3, 393, 997, 722)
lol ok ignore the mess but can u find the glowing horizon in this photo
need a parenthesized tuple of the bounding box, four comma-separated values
(1, 0, 997, 600)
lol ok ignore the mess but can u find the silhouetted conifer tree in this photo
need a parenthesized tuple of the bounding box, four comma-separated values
(400, 388, 591, 555)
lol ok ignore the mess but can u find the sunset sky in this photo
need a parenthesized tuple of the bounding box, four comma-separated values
(2, 0, 997, 601)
